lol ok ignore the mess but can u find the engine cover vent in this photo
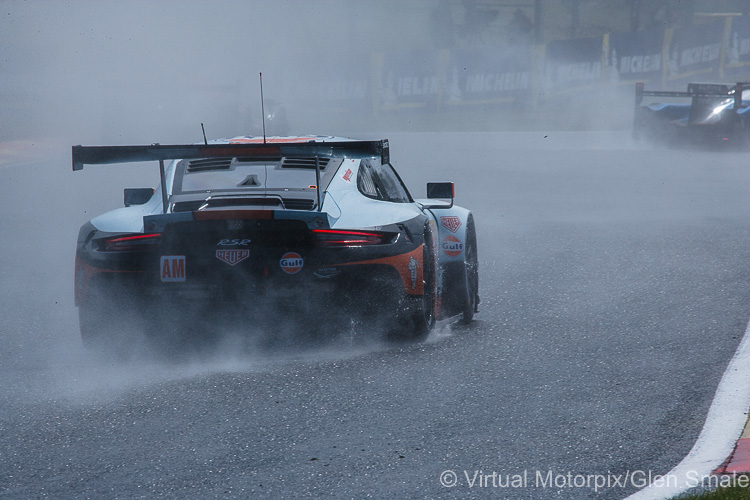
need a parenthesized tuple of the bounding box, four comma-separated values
(281, 157, 330, 169)
(283, 198, 315, 210)
(187, 158, 233, 171)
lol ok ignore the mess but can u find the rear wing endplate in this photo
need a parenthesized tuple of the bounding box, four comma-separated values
(72, 140, 390, 171)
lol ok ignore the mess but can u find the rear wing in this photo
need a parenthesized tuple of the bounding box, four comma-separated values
(635, 82, 749, 110)
(71, 140, 390, 171)
(72, 139, 390, 214)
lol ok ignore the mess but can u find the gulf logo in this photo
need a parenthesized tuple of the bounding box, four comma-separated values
(280, 252, 304, 274)
(442, 235, 463, 257)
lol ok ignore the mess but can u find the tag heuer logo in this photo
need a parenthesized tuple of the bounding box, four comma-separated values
(216, 249, 250, 266)
(440, 216, 462, 233)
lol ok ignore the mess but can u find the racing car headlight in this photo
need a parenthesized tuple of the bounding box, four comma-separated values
(312, 229, 395, 247)
(710, 99, 734, 118)
(102, 233, 162, 251)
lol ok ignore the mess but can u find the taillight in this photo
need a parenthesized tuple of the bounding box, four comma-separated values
(103, 233, 162, 251)
(313, 229, 394, 247)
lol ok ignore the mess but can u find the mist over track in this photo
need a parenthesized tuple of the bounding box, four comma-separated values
(1, 132, 749, 498)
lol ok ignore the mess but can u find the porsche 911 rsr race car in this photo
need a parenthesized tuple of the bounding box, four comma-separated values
(633, 82, 750, 148)
(73, 136, 479, 351)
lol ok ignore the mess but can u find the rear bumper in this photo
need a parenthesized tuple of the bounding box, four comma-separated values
(76, 245, 425, 307)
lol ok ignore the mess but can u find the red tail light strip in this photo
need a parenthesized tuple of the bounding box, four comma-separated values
(312, 229, 389, 247)
(104, 233, 161, 251)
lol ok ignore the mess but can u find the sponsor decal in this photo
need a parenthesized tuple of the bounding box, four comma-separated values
(217, 238, 251, 246)
(314, 267, 339, 278)
(216, 249, 250, 266)
(161, 255, 186, 282)
(442, 235, 464, 257)
(280, 252, 304, 274)
(440, 216, 462, 233)
(342, 168, 353, 183)
(408, 256, 419, 290)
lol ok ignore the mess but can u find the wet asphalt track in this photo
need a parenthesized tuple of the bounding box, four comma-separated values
(1, 132, 749, 499)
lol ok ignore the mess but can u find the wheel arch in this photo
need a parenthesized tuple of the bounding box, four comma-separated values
(427, 206, 477, 320)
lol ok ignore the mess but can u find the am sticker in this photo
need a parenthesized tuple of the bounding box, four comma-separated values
(161, 255, 186, 282)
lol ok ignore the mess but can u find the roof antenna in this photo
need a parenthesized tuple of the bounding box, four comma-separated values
(201, 123, 208, 145)
(259, 72, 267, 144)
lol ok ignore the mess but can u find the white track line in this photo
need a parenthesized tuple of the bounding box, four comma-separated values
(626, 319, 750, 499)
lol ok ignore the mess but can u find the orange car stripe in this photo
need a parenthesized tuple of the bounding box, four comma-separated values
(74, 257, 137, 306)
(334, 245, 424, 295)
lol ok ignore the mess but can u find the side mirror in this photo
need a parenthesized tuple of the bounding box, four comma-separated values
(124, 188, 154, 207)
(424, 182, 454, 209)
(427, 182, 454, 199)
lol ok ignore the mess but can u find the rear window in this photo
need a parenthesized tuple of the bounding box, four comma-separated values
(356, 160, 411, 203)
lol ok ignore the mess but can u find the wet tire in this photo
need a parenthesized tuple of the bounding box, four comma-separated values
(388, 225, 436, 343)
(78, 277, 147, 358)
(461, 215, 479, 323)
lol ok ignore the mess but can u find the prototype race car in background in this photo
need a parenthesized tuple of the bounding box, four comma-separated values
(73, 136, 478, 352)
(633, 82, 750, 148)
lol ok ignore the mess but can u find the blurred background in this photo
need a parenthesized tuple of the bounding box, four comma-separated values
(1, 0, 749, 144)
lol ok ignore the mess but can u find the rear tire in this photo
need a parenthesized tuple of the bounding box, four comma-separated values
(461, 216, 479, 323)
(78, 277, 146, 358)
(388, 225, 436, 343)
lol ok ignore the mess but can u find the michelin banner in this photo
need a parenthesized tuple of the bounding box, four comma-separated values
(604, 28, 664, 86)
(314, 15, 749, 116)
(543, 36, 603, 95)
(373, 50, 441, 113)
(723, 16, 750, 80)
(443, 47, 532, 108)
(664, 19, 724, 84)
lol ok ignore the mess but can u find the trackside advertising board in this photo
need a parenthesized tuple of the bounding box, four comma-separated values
(543, 36, 603, 95)
(664, 19, 725, 84)
(374, 49, 441, 113)
(443, 47, 532, 108)
(302, 16, 748, 117)
(723, 16, 750, 80)
(604, 28, 664, 86)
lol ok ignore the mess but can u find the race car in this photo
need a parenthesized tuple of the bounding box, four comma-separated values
(73, 136, 479, 351)
(633, 82, 750, 148)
